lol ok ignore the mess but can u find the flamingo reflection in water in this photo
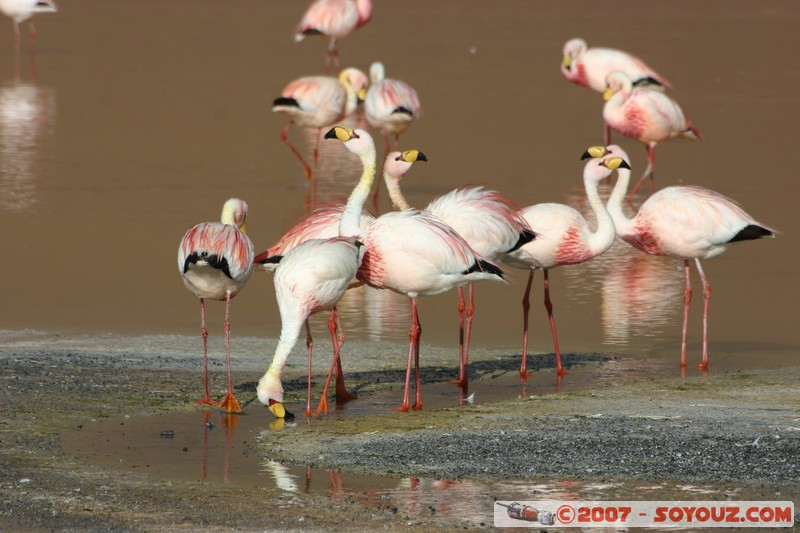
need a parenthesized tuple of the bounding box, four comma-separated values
(0, 81, 56, 212)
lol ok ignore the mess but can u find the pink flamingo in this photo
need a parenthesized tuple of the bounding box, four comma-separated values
(561, 38, 671, 93)
(383, 154, 534, 387)
(294, 0, 373, 74)
(599, 144, 775, 369)
(1, 0, 57, 47)
(603, 70, 702, 201)
(338, 148, 505, 411)
(178, 198, 255, 413)
(561, 38, 670, 144)
(273, 67, 368, 186)
(364, 61, 422, 155)
(257, 127, 378, 419)
(502, 151, 630, 378)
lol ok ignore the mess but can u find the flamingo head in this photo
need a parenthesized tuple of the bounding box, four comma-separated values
(257, 372, 291, 419)
(383, 149, 427, 181)
(324, 126, 375, 158)
(220, 198, 249, 232)
(603, 71, 633, 101)
(339, 67, 369, 102)
(562, 38, 587, 71)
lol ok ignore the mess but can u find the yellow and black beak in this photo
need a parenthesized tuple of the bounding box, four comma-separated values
(397, 149, 427, 163)
(581, 146, 609, 160)
(602, 157, 631, 170)
(324, 126, 358, 142)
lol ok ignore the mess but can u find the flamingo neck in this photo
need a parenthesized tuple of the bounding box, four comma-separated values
(606, 167, 636, 237)
(384, 177, 411, 210)
(584, 175, 616, 255)
(339, 149, 377, 237)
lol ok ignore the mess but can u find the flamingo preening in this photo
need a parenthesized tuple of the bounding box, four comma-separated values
(178, 199, 255, 413)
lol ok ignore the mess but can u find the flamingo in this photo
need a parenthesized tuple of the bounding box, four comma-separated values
(561, 38, 671, 93)
(501, 152, 631, 378)
(178, 198, 255, 413)
(364, 62, 422, 155)
(383, 153, 534, 386)
(603, 71, 702, 201)
(272, 67, 368, 185)
(1, 0, 57, 47)
(257, 126, 376, 419)
(596, 144, 776, 369)
(294, 0, 373, 74)
(326, 145, 505, 412)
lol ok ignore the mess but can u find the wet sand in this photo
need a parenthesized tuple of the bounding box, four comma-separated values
(1, 332, 798, 531)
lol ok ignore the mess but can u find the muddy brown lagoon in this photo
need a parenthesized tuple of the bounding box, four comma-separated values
(1, 1, 799, 531)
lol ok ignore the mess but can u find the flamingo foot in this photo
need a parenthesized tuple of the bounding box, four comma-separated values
(412, 402, 423, 411)
(305, 407, 313, 418)
(194, 396, 218, 406)
(448, 378, 468, 387)
(268, 399, 294, 420)
(556, 368, 569, 376)
(519, 368, 528, 380)
(315, 395, 329, 416)
(697, 362, 709, 371)
(393, 403, 411, 413)
(218, 392, 242, 414)
(335, 389, 358, 402)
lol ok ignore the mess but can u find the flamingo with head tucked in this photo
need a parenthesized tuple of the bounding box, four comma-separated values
(364, 62, 422, 155)
(602, 70, 702, 201)
(178, 199, 255, 413)
(502, 151, 630, 378)
(596, 144, 776, 370)
(383, 152, 534, 387)
(294, 0, 373, 74)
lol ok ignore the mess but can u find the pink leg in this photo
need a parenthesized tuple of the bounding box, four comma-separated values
(412, 299, 423, 410)
(195, 298, 216, 405)
(395, 297, 420, 412)
(543, 270, 567, 376)
(680, 260, 692, 368)
(218, 292, 242, 413)
(450, 287, 467, 386)
(331, 310, 356, 401)
(458, 284, 475, 389)
(304, 320, 313, 417)
(628, 144, 656, 202)
(280, 122, 313, 182)
(520, 270, 534, 379)
(604, 122, 612, 146)
(694, 259, 711, 371)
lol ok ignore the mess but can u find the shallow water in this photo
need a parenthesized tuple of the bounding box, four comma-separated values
(0, 1, 797, 375)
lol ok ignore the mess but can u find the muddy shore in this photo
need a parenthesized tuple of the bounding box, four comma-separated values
(1, 331, 798, 531)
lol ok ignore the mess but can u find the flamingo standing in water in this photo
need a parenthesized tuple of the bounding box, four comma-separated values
(294, 0, 373, 74)
(383, 153, 534, 386)
(178, 199, 255, 413)
(364, 62, 422, 155)
(272, 67, 368, 187)
(1, 0, 57, 47)
(597, 144, 775, 370)
(334, 147, 505, 412)
(603, 70, 702, 201)
(256, 127, 377, 419)
(501, 151, 630, 378)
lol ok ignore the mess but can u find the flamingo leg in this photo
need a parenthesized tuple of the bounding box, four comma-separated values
(450, 287, 467, 386)
(324, 38, 339, 75)
(194, 298, 217, 406)
(543, 270, 567, 376)
(412, 299, 423, 411)
(304, 319, 314, 417)
(695, 259, 711, 371)
(462, 283, 475, 385)
(395, 297, 420, 412)
(520, 269, 534, 379)
(331, 309, 356, 401)
(603, 122, 612, 146)
(628, 144, 656, 202)
(280, 122, 313, 183)
(680, 260, 692, 368)
(218, 292, 242, 413)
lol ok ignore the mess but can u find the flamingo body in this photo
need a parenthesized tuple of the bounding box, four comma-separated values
(0, 0, 56, 25)
(561, 38, 670, 93)
(294, 0, 372, 72)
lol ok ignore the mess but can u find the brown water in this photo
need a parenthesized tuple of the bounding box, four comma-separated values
(1, 4, 798, 370)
